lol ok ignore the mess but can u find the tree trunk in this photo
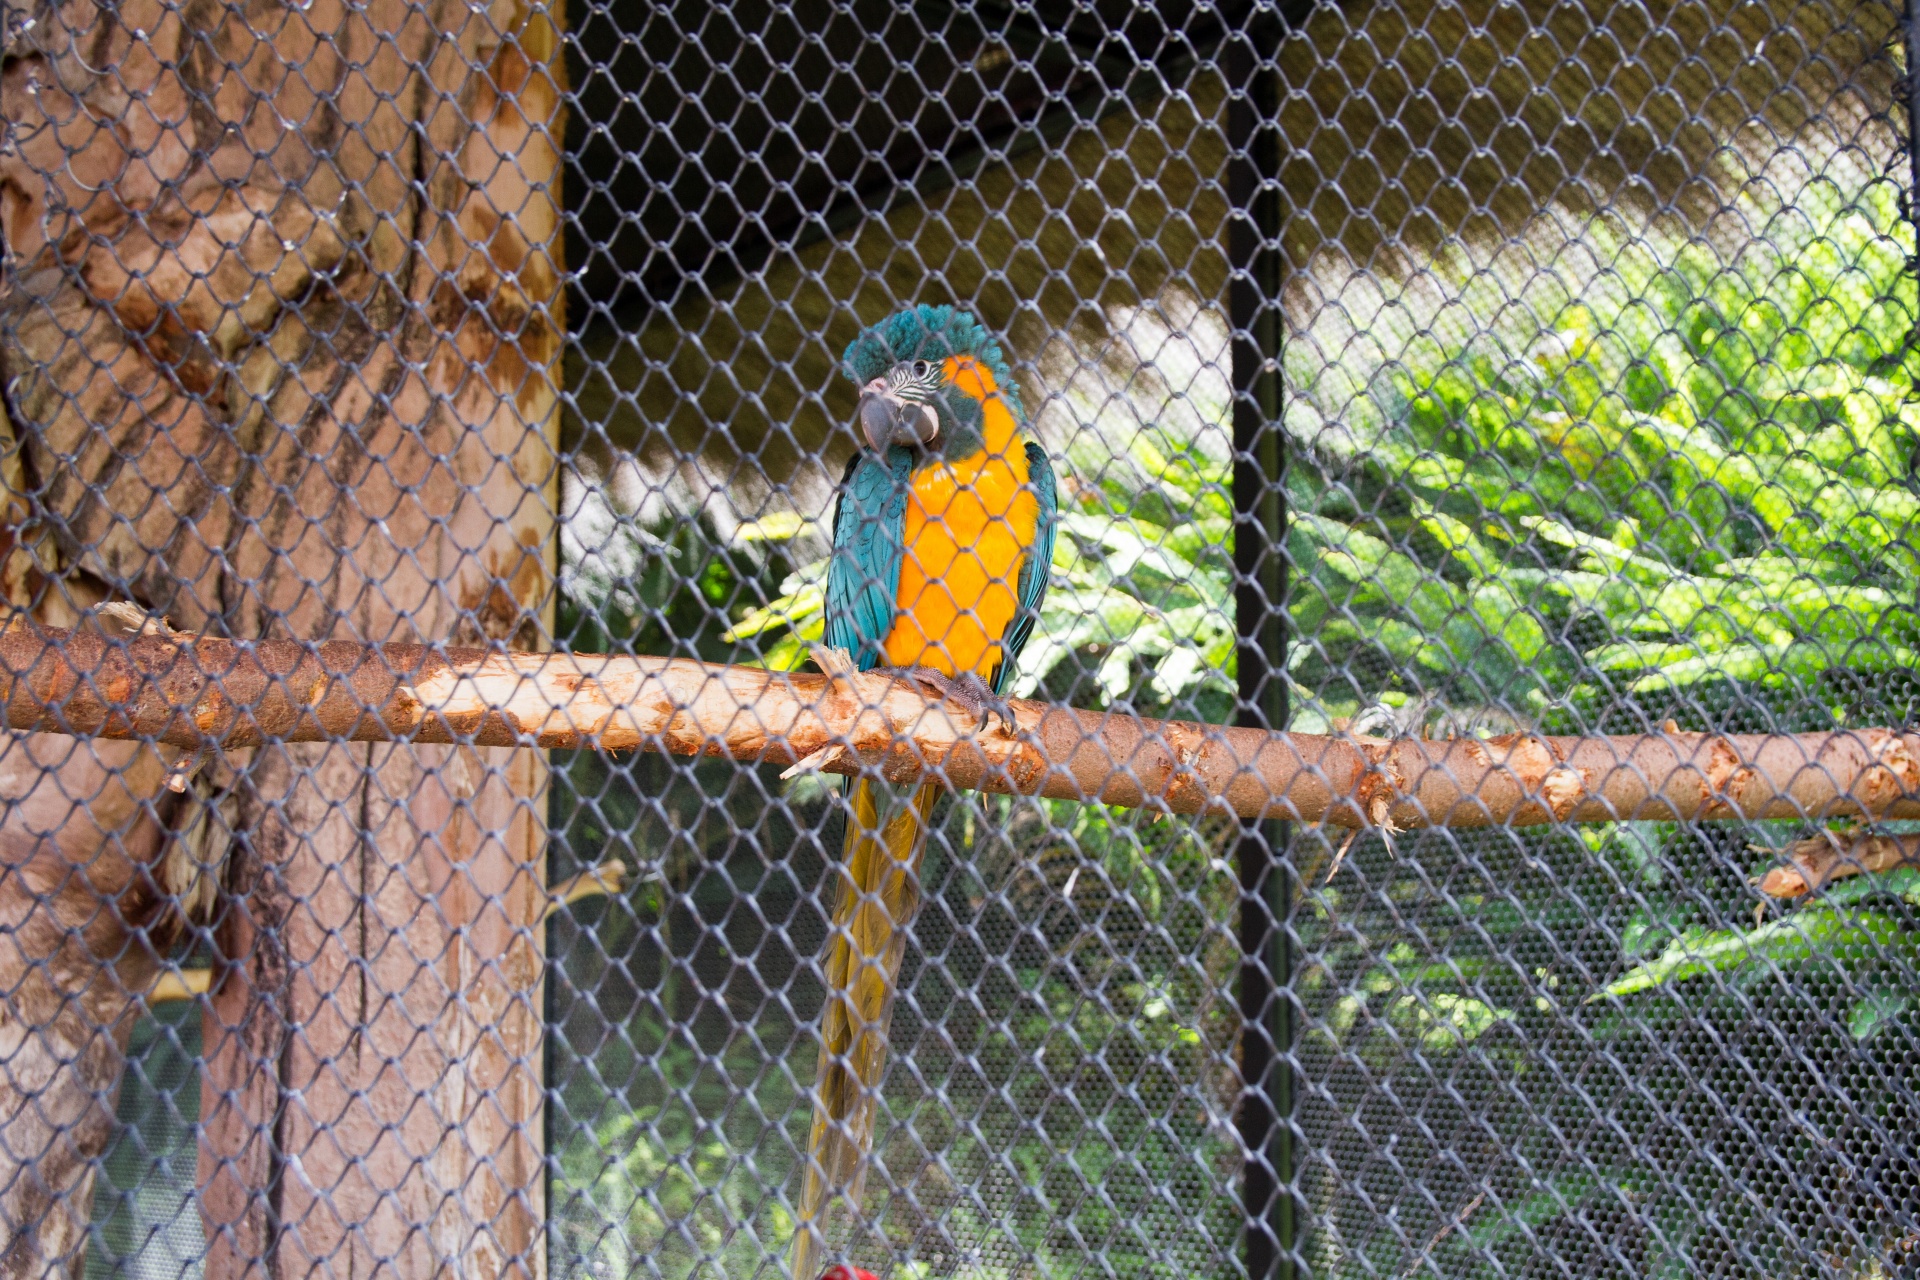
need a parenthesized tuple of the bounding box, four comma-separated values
(0, 0, 564, 1275)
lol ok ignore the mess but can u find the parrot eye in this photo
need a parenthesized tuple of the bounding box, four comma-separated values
(883, 359, 942, 404)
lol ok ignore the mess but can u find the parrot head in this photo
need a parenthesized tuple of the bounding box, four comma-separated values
(842, 304, 1024, 459)
(817, 1268, 880, 1280)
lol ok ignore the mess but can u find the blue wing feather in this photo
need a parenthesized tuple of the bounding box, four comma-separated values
(823, 446, 913, 672)
(991, 443, 1057, 695)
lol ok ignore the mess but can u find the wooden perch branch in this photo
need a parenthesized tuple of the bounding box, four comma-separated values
(5, 624, 1920, 829)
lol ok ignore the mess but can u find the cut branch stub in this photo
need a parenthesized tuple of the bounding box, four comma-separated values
(6, 624, 1920, 828)
(1757, 831, 1920, 897)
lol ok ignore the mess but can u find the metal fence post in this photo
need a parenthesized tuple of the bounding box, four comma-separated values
(1230, 10, 1295, 1279)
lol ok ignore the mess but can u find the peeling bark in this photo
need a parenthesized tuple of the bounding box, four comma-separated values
(0, 0, 562, 1275)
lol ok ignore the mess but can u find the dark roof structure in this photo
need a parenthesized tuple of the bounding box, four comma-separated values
(564, 0, 1275, 318)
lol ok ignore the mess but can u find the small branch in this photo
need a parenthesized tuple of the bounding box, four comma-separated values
(3, 624, 1919, 826)
(1397, 1190, 1485, 1279)
(146, 861, 633, 1005)
(1756, 831, 1920, 897)
(548, 860, 630, 910)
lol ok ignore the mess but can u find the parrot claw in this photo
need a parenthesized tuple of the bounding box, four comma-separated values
(894, 666, 1018, 737)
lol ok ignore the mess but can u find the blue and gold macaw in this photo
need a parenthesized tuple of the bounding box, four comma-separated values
(792, 306, 1057, 1277)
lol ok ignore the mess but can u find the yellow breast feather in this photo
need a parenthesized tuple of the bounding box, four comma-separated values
(883, 356, 1040, 679)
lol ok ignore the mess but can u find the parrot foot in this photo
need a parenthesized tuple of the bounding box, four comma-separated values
(894, 666, 1018, 737)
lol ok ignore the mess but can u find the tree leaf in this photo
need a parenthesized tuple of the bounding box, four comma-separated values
(1848, 990, 1910, 1041)
(1593, 906, 1914, 999)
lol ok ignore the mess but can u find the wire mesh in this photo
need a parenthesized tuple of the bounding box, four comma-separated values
(0, 1, 1916, 1278)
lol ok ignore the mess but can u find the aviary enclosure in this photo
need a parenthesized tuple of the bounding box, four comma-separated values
(0, 0, 1915, 1277)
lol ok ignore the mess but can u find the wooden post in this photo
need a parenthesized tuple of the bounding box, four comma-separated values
(0, 1, 563, 1274)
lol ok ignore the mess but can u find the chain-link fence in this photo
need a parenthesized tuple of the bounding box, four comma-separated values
(1, 1, 1917, 1278)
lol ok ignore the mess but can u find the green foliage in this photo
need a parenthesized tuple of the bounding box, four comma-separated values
(561, 512, 797, 664)
(1848, 988, 1912, 1041)
(903, 797, 1242, 1277)
(1290, 179, 1920, 729)
(558, 175, 1920, 1279)
(549, 1011, 805, 1280)
(1032, 426, 1236, 710)
(1596, 867, 1920, 998)
(1286, 178, 1920, 1277)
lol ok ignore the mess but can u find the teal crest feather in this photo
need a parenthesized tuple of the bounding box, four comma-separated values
(842, 305, 1024, 419)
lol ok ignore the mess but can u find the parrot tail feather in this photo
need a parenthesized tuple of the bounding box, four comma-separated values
(790, 776, 941, 1280)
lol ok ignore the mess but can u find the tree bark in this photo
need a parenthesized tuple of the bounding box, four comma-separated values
(0, 0, 563, 1275)
(2, 630, 1917, 831)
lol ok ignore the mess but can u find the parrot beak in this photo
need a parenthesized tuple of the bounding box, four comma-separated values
(858, 378, 940, 453)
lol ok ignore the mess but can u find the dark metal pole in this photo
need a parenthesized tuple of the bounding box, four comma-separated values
(1905, 0, 1920, 373)
(1229, 8, 1295, 1280)
(1907, 0, 1920, 234)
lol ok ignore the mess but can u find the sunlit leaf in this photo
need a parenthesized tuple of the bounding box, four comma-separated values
(731, 512, 811, 543)
(1594, 907, 1913, 999)
(1848, 990, 1911, 1041)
